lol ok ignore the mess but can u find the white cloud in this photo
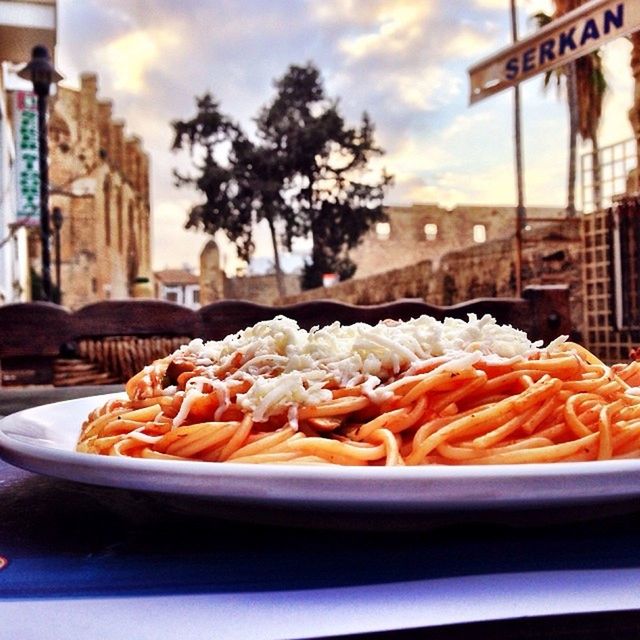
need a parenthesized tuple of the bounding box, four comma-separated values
(338, 0, 432, 60)
(474, 0, 554, 14)
(373, 136, 454, 178)
(473, 0, 511, 8)
(314, 0, 430, 29)
(390, 174, 468, 208)
(440, 111, 492, 140)
(376, 65, 463, 111)
(444, 26, 499, 59)
(96, 27, 181, 95)
(310, 0, 374, 25)
(431, 164, 516, 205)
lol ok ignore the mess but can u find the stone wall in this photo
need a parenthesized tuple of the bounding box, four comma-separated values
(281, 259, 435, 306)
(436, 219, 583, 334)
(350, 202, 567, 279)
(224, 273, 301, 305)
(284, 219, 583, 335)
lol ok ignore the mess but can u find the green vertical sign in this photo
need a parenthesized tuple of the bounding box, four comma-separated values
(13, 91, 40, 225)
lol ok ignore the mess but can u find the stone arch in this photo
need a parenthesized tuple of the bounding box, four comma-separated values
(199, 239, 225, 304)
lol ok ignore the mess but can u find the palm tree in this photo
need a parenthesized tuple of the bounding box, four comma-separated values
(575, 51, 606, 211)
(533, 1, 607, 214)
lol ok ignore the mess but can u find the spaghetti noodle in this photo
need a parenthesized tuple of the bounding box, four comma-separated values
(77, 314, 640, 465)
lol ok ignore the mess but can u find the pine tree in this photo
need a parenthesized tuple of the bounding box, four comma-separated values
(171, 63, 392, 294)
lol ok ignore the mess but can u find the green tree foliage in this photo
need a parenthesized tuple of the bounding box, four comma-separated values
(172, 94, 255, 263)
(171, 63, 392, 293)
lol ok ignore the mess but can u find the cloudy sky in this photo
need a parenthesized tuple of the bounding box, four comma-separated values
(55, 0, 635, 274)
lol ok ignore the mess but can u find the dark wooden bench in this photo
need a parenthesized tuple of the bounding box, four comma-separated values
(0, 285, 571, 386)
(0, 302, 74, 385)
(70, 301, 198, 384)
(200, 286, 569, 342)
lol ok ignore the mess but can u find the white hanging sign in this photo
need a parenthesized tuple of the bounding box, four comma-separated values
(469, 0, 640, 104)
(13, 90, 40, 225)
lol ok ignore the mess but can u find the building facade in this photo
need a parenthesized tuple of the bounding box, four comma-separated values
(0, 0, 57, 303)
(47, 73, 152, 309)
(0, 2, 150, 308)
(350, 203, 567, 279)
(155, 268, 200, 309)
(194, 204, 569, 306)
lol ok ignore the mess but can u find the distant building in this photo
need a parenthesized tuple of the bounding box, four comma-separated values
(155, 268, 200, 309)
(0, 0, 58, 303)
(196, 204, 569, 305)
(47, 73, 152, 309)
(1, 11, 151, 310)
(0, 0, 56, 64)
(351, 203, 567, 279)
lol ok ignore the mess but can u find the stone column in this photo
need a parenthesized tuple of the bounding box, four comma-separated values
(199, 240, 225, 304)
(79, 73, 99, 166)
(97, 100, 113, 161)
(111, 120, 125, 172)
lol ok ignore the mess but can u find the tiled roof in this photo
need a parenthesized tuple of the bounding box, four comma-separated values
(154, 269, 199, 286)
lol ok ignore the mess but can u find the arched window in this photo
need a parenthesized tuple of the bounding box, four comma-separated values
(375, 222, 391, 240)
(103, 177, 111, 246)
(473, 224, 487, 243)
(424, 223, 438, 241)
(117, 188, 124, 252)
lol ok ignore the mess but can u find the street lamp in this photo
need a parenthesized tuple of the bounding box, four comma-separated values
(17, 45, 63, 302)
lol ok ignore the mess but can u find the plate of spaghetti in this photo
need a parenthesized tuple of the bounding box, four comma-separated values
(3, 313, 640, 519)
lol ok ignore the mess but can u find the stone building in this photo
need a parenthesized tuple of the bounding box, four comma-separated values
(155, 268, 200, 309)
(195, 204, 568, 306)
(44, 73, 151, 309)
(351, 203, 566, 279)
(284, 218, 583, 336)
(0, 0, 57, 303)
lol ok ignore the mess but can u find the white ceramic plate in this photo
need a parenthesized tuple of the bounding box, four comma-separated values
(3, 394, 640, 521)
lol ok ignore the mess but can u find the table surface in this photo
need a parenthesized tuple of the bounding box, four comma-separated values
(2, 386, 640, 640)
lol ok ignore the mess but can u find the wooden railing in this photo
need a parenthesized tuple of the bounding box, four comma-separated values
(0, 285, 571, 386)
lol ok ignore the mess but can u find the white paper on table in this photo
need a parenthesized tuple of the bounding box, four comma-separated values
(2, 568, 640, 640)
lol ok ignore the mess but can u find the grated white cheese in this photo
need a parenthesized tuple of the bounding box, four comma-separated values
(170, 314, 563, 423)
(172, 391, 191, 426)
(237, 370, 333, 422)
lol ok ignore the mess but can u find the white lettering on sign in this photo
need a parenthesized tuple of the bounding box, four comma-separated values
(468, 0, 640, 104)
(13, 91, 40, 225)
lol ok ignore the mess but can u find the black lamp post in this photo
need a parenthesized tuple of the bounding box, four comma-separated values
(52, 206, 63, 303)
(18, 45, 63, 302)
